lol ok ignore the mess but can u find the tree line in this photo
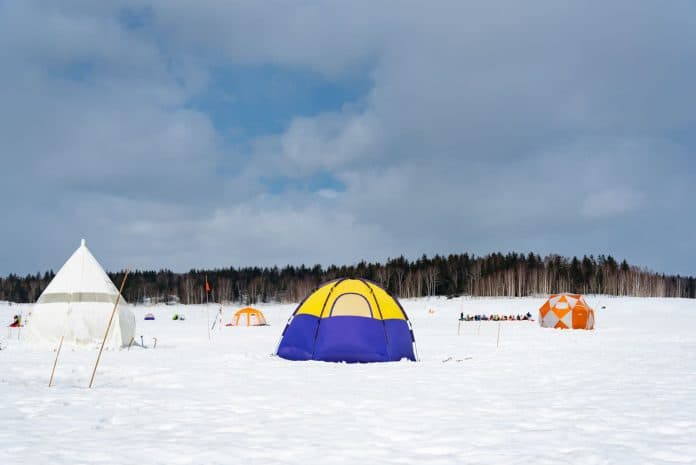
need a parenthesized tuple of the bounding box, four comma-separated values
(1, 252, 694, 304)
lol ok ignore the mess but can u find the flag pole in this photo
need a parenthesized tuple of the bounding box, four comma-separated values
(88, 269, 129, 388)
(206, 275, 211, 341)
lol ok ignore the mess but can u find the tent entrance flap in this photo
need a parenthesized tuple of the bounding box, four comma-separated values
(330, 293, 373, 317)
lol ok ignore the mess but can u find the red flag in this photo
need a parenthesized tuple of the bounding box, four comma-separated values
(205, 276, 211, 293)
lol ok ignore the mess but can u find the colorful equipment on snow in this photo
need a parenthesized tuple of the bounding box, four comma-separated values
(226, 307, 267, 326)
(276, 278, 417, 363)
(144, 313, 155, 321)
(539, 293, 595, 330)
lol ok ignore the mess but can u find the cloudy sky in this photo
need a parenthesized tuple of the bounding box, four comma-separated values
(1, 1, 695, 276)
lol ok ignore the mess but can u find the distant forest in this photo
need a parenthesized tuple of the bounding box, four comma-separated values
(1, 252, 694, 304)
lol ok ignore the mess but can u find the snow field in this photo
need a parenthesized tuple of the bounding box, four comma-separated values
(1, 297, 695, 465)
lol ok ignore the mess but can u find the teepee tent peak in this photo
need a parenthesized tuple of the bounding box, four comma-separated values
(26, 239, 136, 349)
(38, 239, 123, 303)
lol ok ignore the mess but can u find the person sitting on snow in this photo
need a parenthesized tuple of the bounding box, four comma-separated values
(9, 314, 21, 327)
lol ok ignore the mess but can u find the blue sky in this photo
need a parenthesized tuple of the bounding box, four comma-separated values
(0, 1, 695, 276)
(189, 65, 371, 140)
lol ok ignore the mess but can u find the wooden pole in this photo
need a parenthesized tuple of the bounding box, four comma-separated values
(127, 336, 135, 350)
(48, 336, 64, 387)
(88, 269, 129, 389)
(50, 283, 75, 386)
(496, 321, 501, 348)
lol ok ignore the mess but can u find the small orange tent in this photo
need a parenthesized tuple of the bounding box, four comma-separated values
(539, 293, 595, 330)
(226, 307, 267, 327)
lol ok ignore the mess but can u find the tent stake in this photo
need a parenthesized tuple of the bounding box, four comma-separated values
(88, 269, 130, 388)
(48, 336, 64, 387)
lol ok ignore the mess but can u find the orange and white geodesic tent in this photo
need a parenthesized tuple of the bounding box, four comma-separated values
(539, 293, 595, 330)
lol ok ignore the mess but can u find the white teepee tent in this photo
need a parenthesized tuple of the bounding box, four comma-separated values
(26, 239, 136, 349)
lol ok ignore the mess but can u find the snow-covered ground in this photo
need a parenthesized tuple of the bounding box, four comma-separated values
(1, 296, 695, 465)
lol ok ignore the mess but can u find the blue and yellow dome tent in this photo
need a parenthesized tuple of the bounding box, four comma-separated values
(276, 278, 417, 362)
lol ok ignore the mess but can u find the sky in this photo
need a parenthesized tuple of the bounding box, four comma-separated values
(1, 1, 695, 276)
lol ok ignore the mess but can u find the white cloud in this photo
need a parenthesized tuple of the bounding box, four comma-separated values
(581, 188, 643, 220)
(1, 1, 696, 275)
(277, 111, 379, 175)
(107, 202, 394, 271)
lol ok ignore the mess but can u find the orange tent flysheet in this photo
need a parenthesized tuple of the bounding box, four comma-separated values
(226, 307, 267, 327)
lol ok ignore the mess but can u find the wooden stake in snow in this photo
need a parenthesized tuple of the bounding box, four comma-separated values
(496, 321, 501, 348)
(49, 283, 75, 387)
(48, 336, 64, 387)
(88, 269, 129, 389)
